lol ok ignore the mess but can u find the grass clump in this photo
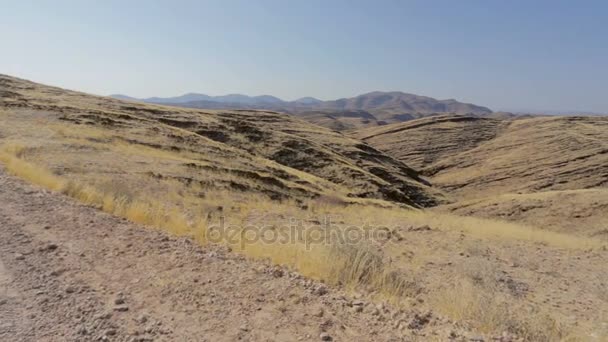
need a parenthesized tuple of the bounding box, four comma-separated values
(0, 144, 66, 191)
(1, 144, 204, 241)
(433, 279, 568, 341)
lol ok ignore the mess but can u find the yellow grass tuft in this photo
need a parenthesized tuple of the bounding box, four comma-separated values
(0, 144, 66, 191)
(1, 144, 201, 242)
(433, 279, 571, 342)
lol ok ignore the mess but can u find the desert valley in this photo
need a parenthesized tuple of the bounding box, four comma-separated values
(0, 73, 607, 341)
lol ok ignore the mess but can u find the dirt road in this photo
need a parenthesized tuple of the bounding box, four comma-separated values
(0, 168, 471, 341)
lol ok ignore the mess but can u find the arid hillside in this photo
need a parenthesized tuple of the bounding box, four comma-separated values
(438, 189, 608, 237)
(2, 75, 608, 341)
(296, 110, 384, 131)
(0, 74, 443, 208)
(355, 114, 608, 200)
(354, 114, 608, 238)
(354, 115, 508, 170)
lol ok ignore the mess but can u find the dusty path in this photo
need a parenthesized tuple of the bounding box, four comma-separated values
(0, 168, 469, 341)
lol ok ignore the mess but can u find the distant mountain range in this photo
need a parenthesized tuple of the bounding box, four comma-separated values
(110, 92, 307, 106)
(110, 91, 493, 129)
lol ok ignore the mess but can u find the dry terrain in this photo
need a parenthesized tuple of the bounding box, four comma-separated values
(2, 74, 608, 341)
(355, 114, 608, 237)
(0, 167, 474, 341)
(0, 74, 444, 208)
(439, 189, 608, 238)
(355, 114, 608, 200)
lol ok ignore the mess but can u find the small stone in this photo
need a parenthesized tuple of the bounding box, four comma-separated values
(272, 268, 284, 278)
(320, 332, 333, 341)
(312, 285, 328, 296)
(65, 286, 77, 294)
(78, 326, 89, 335)
(14, 253, 25, 260)
(137, 314, 148, 324)
(469, 336, 485, 342)
(44, 225, 51, 230)
(95, 312, 112, 320)
(105, 329, 117, 336)
(114, 304, 129, 312)
(114, 297, 125, 305)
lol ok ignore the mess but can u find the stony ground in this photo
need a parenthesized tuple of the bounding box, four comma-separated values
(0, 168, 482, 342)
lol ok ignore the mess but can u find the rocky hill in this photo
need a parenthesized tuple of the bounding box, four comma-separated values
(1, 74, 443, 208)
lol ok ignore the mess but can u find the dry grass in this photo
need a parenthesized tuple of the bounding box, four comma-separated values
(433, 279, 569, 341)
(0, 144, 599, 341)
(0, 143, 203, 239)
(0, 144, 66, 191)
(0, 143, 410, 301)
(1, 142, 605, 340)
(320, 203, 605, 250)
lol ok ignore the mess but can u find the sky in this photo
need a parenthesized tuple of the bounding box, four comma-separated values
(1, 0, 607, 113)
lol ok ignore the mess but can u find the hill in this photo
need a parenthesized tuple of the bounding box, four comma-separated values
(0, 74, 442, 208)
(354, 115, 508, 169)
(355, 114, 608, 199)
(315, 92, 492, 121)
(296, 110, 384, 131)
(354, 114, 608, 238)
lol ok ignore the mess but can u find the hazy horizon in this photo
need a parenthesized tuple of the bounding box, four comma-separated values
(2, 0, 607, 113)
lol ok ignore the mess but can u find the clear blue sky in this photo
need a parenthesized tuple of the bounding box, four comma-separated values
(1, 0, 607, 112)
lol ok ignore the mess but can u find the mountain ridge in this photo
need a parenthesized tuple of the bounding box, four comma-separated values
(110, 91, 492, 115)
(111, 91, 492, 129)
